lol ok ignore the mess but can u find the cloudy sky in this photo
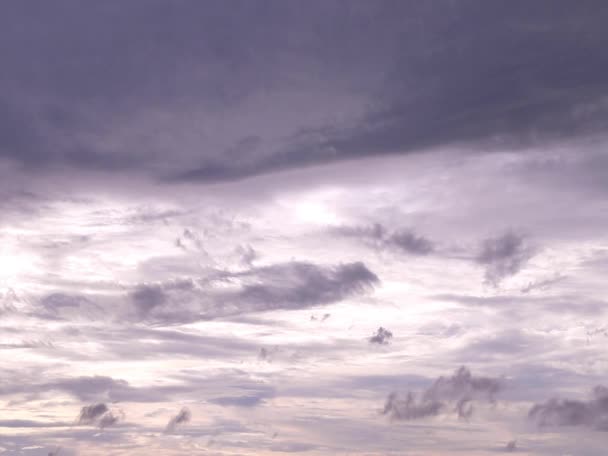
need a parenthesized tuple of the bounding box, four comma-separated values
(1, 1, 608, 455)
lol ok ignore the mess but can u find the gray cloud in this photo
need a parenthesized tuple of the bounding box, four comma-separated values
(36, 293, 105, 321)
(129, 261, 379, 324)
(77, 403, 108, 425)
(3, 1, 605, 183)
(235, 244, 258, 267)
(310, 313, 331, 322)
(382, 392, 444, 421)
(434, 293, 607, 317)
(336, 223, 434, 255)
(504, 440, 517, 452)
(209, 394, 268, 408)
(369, 327, 393, 345)
(170, 1, 608, 183)
(164, 407, 192, 434)
(77, 402, 120, 429)
(0, 419, 69, 428)
(382, 366, 502, 421)
(130, 284, 167, 318)
(520, 274, 566, 294)
(221, 261, 379, 313)
(476, 232, 535, 286)
(528, 385, 608, 431)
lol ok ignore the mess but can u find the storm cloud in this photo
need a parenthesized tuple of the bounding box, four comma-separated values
(1, 2, 607, 455)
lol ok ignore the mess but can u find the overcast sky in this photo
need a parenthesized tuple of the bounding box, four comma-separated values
(1, 1, 608, 455)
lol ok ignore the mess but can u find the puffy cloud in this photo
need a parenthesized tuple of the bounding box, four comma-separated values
(476, 232, 535, 286)
(528, 385, 608, 431)
(130, 284, 167, 317)
(77, 403, 121, 429)
(382, 367, 503, 421)
(382, 392, 443, 421)
(369, 327, 393, 345)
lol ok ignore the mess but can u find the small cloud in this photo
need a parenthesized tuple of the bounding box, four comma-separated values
(76, 403, 121, 429)
(369, 327, 393, 345)
(387, 230, 434, 255)
(258, 347, 269, 361)
(236, 244, 258, 267)
(335, 223, 434, 256)
(476, 231, 535, 287)
(77, 403, 109, 425)
(310, 313, 331, 322)
(520, 274, 565, 294)
(165, 407, 192, 434)
(130, 284, 167, 317)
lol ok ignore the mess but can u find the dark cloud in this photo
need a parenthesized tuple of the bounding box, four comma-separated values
(382, 391, 443, 421)
(164, 407, 191, 434)
(129, 261, 379, 324)
(3, 1, 604, 182)
(77, 403, 109, 424)
(382, 366, 502, 421)
(528, 385, 608, 431)
(476, 232, 536, 286)
(77, 402, 120, 429)
(97, 411, 121, 429)
(369, 327, 393, 345)
(388, 230, 435, 255)
(130, 284, 167, 318)
(221, 261, 379, 317)
(336, 223, 434, 256)
(171, 1, 608, 182)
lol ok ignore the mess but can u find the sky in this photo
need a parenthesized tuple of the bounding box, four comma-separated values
(1, 1, 608, 455)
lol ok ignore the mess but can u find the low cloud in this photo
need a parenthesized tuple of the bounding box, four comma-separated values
(77, 403, 121, 429)
(382, 366, 503, 421)
(165, 407, 192, 434)
(127, 261, 379, 324)
(528, 385, 608, 431)
(476, 232, 535, 286)
(130, 284, 167, 318)
(369, 327, 393, 345)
